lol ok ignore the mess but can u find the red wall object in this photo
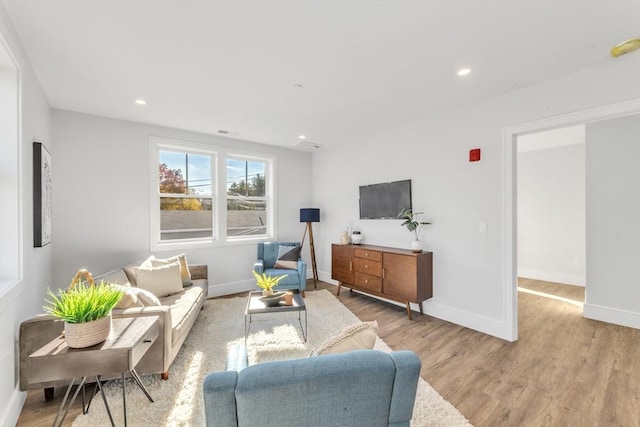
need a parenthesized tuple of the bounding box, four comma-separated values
(469, 148, 481, 162)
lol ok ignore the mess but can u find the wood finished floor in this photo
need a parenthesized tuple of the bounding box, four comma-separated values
(17, 279, 639, 426)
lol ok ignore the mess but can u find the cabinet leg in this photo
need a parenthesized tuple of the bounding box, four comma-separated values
(336, 283, 342, 296)
(44, 387, 54, 401)
(405, 302, 413, 320)
(419, 302, 424, 315)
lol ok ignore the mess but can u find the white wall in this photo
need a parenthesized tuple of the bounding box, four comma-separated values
(0, 3, 52, 426)
(517, 142, 586, 286)
(312, 57, 640, 340)
(584, 114, 640, 328)
(51, 110, 313, 295)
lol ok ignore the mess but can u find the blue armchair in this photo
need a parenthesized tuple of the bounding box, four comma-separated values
(203, 349, 421, 427)
(253, 242, 306, 294)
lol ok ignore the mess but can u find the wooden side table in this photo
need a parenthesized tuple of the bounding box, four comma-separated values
(29, 316, 159, 427)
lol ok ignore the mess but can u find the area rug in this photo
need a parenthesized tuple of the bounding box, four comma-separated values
(72, 289, 472, 426)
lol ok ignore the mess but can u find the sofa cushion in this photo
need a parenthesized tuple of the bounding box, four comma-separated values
(309, 321, 378, 357)
(160, 283, 205, 345)
(96, 268, 131, 286)
(273, 245, 301, 270)
(151, 253, 192, 287)
(136, 262, 183, 297)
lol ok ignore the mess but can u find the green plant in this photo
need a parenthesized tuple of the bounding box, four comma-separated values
(398, 208, 432, 240)
(43, 280, 123, 324)
(252, 271, 288, 292)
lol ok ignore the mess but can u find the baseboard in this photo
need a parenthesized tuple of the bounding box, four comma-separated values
(317, 271, 514, 341)
(518, 268, 585, 287)
(207, 279, 255, 298)
(1, 386, 25, 427)
(583, 302, 640, 329)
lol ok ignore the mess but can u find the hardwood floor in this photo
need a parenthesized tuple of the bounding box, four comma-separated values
(17, 279, 639, 426)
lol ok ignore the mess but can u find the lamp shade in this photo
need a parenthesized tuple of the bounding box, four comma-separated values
(300, 208, 320, 223)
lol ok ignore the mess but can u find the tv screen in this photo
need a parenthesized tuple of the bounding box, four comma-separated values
(359, 179, 412, 219)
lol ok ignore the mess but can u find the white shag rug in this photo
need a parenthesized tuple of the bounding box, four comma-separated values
(72, 289, 472, 426)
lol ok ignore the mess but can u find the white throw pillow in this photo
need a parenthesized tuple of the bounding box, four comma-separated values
(110, 284, 143, 309)
(151, 253, 192, 287)
(309, 321, 378, 357)
(135, 262, 183, 297)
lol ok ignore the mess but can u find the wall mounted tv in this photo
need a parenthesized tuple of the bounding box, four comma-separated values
(359, 179, 412, 219)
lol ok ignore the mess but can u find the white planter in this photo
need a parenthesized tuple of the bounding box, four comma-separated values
(410, 239, 423, 253)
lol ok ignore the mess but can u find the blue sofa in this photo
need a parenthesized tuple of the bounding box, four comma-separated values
(203, 349, 421, 427)
(253, 242, 306, 294)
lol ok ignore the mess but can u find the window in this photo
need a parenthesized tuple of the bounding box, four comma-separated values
(150, 137, 275, 250)
(226, 158, 267, 237)
(159, 150, 213, 241)
(0, 35, 21, 295)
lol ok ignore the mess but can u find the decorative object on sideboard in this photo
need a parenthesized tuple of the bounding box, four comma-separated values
(43, 269, 123, 348)
(398, 208, 432, 253)
(339, 231, 351, 245)
(33, 141, 52, 247)
(252, 270, 287, 297)
(351, 231, 363, 245)
(300, 208, 320, 287)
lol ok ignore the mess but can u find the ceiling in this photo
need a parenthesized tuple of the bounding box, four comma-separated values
(4, 1, 639, 149)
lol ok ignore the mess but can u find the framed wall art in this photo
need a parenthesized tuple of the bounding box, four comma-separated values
(33, 141, 52, 247)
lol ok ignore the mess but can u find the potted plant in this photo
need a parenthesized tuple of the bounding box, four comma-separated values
(43, 269, 123, 348)
(252, 271, 288, 296)
(398, 208, 432, 252)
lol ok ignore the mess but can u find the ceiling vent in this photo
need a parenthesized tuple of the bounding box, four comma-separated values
(217, 129, 230, 135)
(292, 140, 323, 151)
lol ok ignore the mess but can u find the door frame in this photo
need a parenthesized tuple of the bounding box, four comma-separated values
(502, 98, 640, 341)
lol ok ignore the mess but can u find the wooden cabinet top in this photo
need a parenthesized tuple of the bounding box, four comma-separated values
(332, 243, 432, 257)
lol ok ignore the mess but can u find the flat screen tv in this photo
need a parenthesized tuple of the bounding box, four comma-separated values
(359, 179, 412, 219)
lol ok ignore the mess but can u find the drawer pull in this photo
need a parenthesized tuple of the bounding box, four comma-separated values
(144, 339, 153, 343)
(365, 265, 368, 269)
(365, 252, 369, 256)
(349, 261, 353, 271)
(364, 280, 369, 284)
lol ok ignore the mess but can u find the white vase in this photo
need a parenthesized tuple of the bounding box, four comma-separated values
(410, 239, 423, 253)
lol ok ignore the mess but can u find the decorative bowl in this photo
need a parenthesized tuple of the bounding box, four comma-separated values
(259, 292, 285, 307)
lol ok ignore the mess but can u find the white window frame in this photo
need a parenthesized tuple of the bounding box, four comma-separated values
(0, 32, 23, 297)
(149, 136, 276, 251)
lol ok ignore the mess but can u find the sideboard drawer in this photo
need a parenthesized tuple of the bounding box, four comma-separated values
(353, 257, 382, 277)
(354, 248, 382, 261)
(354, 272, 382, 291)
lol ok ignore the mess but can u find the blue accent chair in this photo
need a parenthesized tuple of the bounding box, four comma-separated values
(253, 242, 306, 294)
(203, 349, 421, 427)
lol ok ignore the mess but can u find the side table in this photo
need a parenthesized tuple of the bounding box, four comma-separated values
(29, 316, 159, 427)
(245, 291, 307, 342)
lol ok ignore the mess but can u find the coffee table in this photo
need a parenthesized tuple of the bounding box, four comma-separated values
(245, 291, 307, 342)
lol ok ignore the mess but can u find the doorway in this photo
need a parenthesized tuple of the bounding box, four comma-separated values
(502, 99, 640, 341)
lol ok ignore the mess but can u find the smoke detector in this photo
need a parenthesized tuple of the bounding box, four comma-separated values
(292, 139, 322, 151)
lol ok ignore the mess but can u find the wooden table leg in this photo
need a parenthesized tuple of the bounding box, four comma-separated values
(419, 302, 424, 315)
(336, 282, 342, 296)
(405, 302, 413, 320)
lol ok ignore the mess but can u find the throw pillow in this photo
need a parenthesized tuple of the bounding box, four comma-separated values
(110, 284, 144, 309)
(130, 286, 162, 306)
(273, 245, 301, 270)
(151, 253, 192, 287)
(309, 321, 378, 357)
(135, 262, 183, 297)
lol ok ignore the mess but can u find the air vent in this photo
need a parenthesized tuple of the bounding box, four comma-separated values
(292, 140, 323, 151)
(217, 129, 230, 135)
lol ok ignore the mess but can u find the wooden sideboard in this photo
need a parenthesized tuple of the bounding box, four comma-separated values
(331, 243, 433, 320)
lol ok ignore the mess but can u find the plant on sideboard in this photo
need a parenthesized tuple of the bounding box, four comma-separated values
(43, 269, 123, 348)
(398, 208, 432, 252)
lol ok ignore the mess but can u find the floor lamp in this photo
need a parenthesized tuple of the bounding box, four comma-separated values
(300, 208, 320, 288)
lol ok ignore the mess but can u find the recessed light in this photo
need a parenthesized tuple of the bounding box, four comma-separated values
(135, 99, 147, 105)
(299, 135, 306, 139)
(293, 83, 303, 90)
(457, 68, 471, 77)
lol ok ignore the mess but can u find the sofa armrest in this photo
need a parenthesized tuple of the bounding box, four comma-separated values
(253, 259, 264, 274)
(190, 264, 208, 280)
(297, 259, 307, 291)
(203, 371, 239, 427)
